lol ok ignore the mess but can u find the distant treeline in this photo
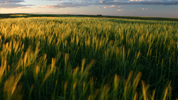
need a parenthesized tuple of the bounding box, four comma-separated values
(0, 14, 178, 21)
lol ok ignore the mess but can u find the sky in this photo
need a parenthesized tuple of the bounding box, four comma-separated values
(0, 0, 178, 18)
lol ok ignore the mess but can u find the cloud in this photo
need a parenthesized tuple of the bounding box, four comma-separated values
(41, 0, 178, 9)
(141, 8, 153, 10)
(103, 5, 118, 8)
(141, 8, 148, 10)
(117, 9, 123, 11)
(109, 5, 116, 8)
(0, 0, 33, 8)
(44, 0, 178, 5)
(99, 1, 103, 3)
(100, 0, 178, 5)
(0, 0, 24, 4)
(0, 4, 32, 9)
(41, 2, 89, 8)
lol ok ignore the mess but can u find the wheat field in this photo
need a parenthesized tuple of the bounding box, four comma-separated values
(0, 17, 178, 100)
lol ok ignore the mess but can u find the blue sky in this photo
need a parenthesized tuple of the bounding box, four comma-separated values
(0, 0, 178, 18)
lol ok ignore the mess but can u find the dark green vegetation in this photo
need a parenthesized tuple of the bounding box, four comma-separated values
(1, 14, 178, 21)
(0, 15, 178, 100)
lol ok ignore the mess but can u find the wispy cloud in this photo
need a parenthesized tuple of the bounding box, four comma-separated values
(43, 0, 178, 5)
(0, 4, 32, 9)
(0, 0, 32, 8)
(109, 5, 116, 8)
(141, 8, 153, 10)
(41, 0, 178, 9)
(101, 0, 178, 5)
(117, 9, 123, 11)
(103, 5, 118, 8)
(103, 6, 107, 8)
(41, 2, 88, 8)
(99, 1, 103, 3)
(0, 0, 24, 4)
(141, 8, 148, 10)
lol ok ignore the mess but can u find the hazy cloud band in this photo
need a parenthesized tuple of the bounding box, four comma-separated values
(0, 0, 24, 3)
(41, 0, 178, 9)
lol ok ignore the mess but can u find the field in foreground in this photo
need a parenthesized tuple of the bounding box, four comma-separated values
(0, 16, 178, 100)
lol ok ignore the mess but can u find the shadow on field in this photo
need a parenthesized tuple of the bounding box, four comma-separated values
(0, 14, 178, 21)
